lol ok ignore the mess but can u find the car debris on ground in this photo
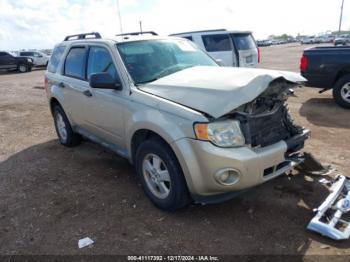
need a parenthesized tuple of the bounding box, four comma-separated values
(302, 154, 350, 240)
(78, 237, 94, 249)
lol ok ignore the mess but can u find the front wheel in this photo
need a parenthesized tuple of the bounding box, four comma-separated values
(18, 64, 28, 73)
(333, 75, 350, 109)
(135, 138, 191, 211)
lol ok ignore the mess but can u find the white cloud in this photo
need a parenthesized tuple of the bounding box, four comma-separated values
(0, 0, 348, 50)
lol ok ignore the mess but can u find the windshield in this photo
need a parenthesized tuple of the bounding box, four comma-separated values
(117, 39, 218, 85)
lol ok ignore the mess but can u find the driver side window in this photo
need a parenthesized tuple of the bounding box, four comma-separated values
(87, 46, 119, 81)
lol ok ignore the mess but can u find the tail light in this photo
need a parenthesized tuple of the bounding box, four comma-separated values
(44, 77, 48, 94)
(300, 55, 308, 72)
(257, 47, 261, 63)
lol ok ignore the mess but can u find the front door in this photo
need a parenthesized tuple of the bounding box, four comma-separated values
(83, 45, 126, 149)
(33, 52, 46, 66)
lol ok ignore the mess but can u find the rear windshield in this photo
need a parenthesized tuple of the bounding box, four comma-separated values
(231, 34, 256, 50)
(48, 46, 66, 73)
(202, 34, 232, 52)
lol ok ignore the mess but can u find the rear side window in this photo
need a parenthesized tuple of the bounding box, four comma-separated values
(180, 36, 193, 41)
(64, 47, 86, 79)
(202, 34, 232, 52)
(232, 34, 256, 50)
(87, 46, 119, 81)
(20, 52, 34, 56)
(48, 46, 66, 73)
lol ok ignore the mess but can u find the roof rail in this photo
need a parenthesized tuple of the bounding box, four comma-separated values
(64, 32, 102, 41)
(116, 31, 158, 37)
(169, 29, 227, 36)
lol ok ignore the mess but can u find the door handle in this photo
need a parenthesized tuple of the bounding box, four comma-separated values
(83, 90, 92, 97)
(58, 82, 65, 88)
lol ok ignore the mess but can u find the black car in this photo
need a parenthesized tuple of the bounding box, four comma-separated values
(300, 46, 350, 108)
(0, 51, 33, 73)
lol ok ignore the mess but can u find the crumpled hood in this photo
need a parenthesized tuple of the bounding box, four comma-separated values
(140, 66, 306, 118)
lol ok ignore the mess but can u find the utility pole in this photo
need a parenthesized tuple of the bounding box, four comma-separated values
(139, 21, 143, 34)
(339, 0, 345, 32)
(116, 0, 123, 34)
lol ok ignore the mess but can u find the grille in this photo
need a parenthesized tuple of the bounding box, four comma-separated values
(239, 106, 291, 147)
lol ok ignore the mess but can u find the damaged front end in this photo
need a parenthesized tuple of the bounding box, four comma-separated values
(230, 79, 310, 153)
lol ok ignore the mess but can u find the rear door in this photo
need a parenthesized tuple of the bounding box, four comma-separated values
(231, 33, 258, 67)
(201, 34, 237, 67)
(60, 46, 90, 126)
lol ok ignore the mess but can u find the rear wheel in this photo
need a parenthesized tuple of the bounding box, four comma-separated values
(333, 75, 350, 109)
(53, 105, 82, 146)
(135, 137, 191, 211)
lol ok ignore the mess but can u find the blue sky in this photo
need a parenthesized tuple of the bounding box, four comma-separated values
(0, 0, 349, 50)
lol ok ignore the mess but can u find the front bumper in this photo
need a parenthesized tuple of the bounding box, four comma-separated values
(172, 130, 310, 201)
(308, 175, 350, 240)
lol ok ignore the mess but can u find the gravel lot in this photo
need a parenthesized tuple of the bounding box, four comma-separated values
(0, 44, 349, 256)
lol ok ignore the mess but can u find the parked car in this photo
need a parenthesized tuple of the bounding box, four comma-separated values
(334, 37, 350, 46)
(319, 35, 335, 43)
(46, 32, 310, 211)
(301, 37, 315, 44)
(19, 50, 50, 67)
(0, 51, 33, 72)
(169, 29, 259, 67)
(257, 40, 272, 47)
(300, 46, 350, 108)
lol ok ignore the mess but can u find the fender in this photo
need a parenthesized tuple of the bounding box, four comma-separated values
(125, 107, 193, 160)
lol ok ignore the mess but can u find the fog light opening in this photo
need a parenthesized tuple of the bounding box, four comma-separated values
(215, 168, 240, 186)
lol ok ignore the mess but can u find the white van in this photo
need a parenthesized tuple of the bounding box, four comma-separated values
(170, 29, 259, 67)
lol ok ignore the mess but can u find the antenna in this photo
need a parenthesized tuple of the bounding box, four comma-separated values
(116, 0, 123, 34)
(139, 21, 143, 34)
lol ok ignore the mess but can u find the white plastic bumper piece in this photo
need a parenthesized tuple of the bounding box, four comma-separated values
(307, 175, 350, 240)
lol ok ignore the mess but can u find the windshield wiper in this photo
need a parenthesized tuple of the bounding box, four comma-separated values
(135, 78, 159, 86)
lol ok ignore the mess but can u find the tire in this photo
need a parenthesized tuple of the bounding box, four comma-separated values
(18, 64, 28, 73)
(333, 75, 350, 109)
(135, 137, 191, 211)
(53, 105, 82, 147)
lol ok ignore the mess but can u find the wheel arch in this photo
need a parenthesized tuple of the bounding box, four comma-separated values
(333, 68, 350, 86)
(49, 97, 61, 116)
(130, 129, 174, 164)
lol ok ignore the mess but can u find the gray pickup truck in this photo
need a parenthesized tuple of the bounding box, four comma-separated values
(45, 32, 310, 210)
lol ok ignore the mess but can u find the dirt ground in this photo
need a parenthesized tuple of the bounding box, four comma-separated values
(0, 44, 349, 257)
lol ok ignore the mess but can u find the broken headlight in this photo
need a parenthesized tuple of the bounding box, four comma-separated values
(194, 120, 245, 147)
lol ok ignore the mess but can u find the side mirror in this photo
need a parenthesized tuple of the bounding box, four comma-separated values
(89, 73, 122, 90)
(215, 59, 224, 66)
